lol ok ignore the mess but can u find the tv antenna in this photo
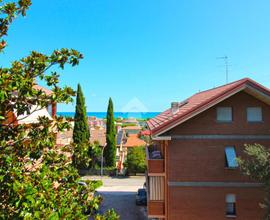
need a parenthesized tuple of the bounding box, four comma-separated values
(217, 56, 229, 84)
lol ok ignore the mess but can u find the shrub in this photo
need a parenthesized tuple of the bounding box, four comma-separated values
(124, 147, 146, 175)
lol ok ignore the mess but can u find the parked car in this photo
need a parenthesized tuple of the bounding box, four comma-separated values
(136, 188, 147, 205)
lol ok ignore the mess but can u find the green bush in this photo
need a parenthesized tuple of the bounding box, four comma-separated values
(80, 167, 117, 176)
(124, 147, 146, 175)
(121, 123, 137, 127)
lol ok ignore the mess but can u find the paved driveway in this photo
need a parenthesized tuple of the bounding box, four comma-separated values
(83, 176, 147, 220)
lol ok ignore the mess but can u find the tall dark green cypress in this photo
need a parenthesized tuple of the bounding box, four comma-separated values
(104, 97, 116, 167)
(73, 84, 90, 144)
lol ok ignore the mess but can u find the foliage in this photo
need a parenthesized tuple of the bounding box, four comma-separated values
(95, 209, 120, 220)
(88, 141, 103, 168)
(141, 135, 151, 144)
(0, 0, 32, 53)
(72, 142, 92, 169)
(72, 84, 91, 169)
(81, 167, 117, 176)
(238, 144, 270, 219)
(121, 123, 137, 127)
(115, 117, 122, 122)
(0, 1, 118, 219)
(73, 84, 90, 144)
(124, 147, 146, 175)
(104, 98, 116, 167)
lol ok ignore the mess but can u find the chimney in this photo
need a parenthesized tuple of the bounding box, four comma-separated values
(171, 102, 179, 114)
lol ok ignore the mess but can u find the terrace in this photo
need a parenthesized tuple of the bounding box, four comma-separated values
(146, 144, 165, 174)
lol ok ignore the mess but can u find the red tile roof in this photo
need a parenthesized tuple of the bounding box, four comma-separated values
(123, 134, 146, 147)
(140, 130, 151, 136)
(122, 126, 141, 130)
(147, 78, 270, 136)
(33, 85, 53, 95)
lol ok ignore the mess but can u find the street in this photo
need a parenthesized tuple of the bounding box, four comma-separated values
(83, 176, 147, 220)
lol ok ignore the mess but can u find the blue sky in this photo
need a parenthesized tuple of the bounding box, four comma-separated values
(1, 0, 270, 112)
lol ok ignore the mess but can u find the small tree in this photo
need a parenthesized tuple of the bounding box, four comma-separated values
(124, 147, 146, 175)
(104, 98, 116, 167)
(238, 144, 270, 219)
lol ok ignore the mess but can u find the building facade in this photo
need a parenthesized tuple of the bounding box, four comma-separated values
(5, 85, 57, 125)
(146, 78, 269, 220)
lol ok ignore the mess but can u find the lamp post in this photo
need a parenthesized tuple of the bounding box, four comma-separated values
(100, 143, 106, 178)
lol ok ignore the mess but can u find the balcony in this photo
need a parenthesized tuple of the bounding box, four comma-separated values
(148, 200, 165, 217)
(147, 176, 165, 218)
(146, 145, 165, 174)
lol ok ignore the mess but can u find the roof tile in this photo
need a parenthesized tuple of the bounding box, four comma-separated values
(147, 78, 270, 135)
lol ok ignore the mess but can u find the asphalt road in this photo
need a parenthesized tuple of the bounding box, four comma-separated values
(83, 176, 147, 220)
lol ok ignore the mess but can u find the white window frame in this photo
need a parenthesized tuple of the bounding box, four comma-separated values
(247, 107, 262, 122)
(226, 194, 236, 217)
(217, 107, 232, 122)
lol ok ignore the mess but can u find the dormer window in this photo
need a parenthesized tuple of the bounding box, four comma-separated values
(247, 107, 262, 122)
(217, 107, 232, 122)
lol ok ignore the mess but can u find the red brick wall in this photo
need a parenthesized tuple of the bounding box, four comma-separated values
(167, 91, 270, 135)
(168, 139, 270, 182)
(168, 187, 264, 220)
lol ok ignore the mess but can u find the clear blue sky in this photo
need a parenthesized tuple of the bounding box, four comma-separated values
(1, 0, 270, 112)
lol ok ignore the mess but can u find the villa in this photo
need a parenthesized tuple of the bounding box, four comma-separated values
(146, 78, 270, 220)
(116, 126, 146, 172)
(5, 85, 56, 125)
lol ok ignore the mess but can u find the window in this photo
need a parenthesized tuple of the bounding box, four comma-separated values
(226, 194, 236, 216)
(225, 146, 238, 168)
(47, 104, 53, 117)
(217, 107, 232, 122)
(247, 107, 262, 122)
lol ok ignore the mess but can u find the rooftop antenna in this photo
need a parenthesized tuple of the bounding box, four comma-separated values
(217, 56, 229, 84)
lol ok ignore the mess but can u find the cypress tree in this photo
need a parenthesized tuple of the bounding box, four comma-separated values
(73, 84, 90, 144)
(104, 97, 116, 167)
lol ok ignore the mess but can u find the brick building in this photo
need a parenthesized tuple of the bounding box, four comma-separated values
(146, 78, 269, 220)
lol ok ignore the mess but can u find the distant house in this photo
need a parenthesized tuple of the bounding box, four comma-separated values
(123, 134, 146, 148)
(56, 129, 73, 146)
(122, 118, 138, 124)
(88, 116, 105, 128)
(5, 84, 56, 125)
(89, 128, 106, 146)
(116, 128, 146, 172)
(122, 125, 142, 135)
(140, 129, 151, 136)
(146, 78, 270, 220)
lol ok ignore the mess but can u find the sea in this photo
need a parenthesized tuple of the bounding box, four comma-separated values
(57, 112, 160, 119)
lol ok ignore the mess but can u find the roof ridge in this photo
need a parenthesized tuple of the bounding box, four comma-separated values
(152, 78, 249, 118)
(193, 78, 248, 96)
(147, 77, 269, 135)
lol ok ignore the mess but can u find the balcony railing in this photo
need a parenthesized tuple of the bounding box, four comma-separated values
(146, 145, 165, 174)
(148, 200, 165, 217)
(146, 144, 166, 218)
(147, 175, 165, 218)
